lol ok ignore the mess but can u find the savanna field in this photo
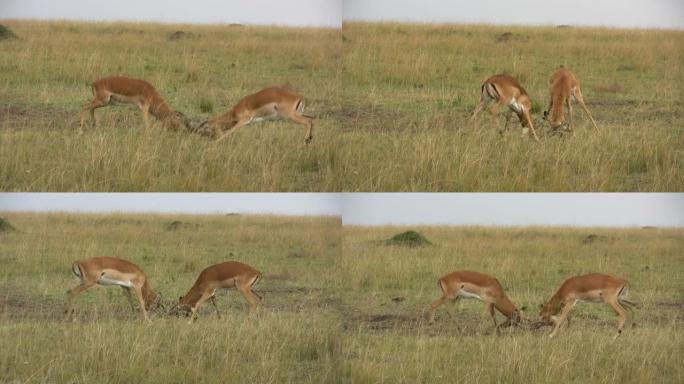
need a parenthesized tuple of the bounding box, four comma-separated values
(1, 21, 683, 191)
(0, 213, 342, 383)
(340, 23, 684, 191)
(1, 213, 682, 383)
(0, 21, 342, 191)
(340, 225, 684, 383)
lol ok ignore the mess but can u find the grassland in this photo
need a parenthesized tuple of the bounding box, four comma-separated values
(0, 21, 342, 191)
(341, 23, 684, 191)
(340, 225, 684, 383)
(0, 213, 342, 383)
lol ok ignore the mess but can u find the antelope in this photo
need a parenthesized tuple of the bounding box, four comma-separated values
(538, 273, 637, 338)
(170, 261, 262, 324)
(66, 256, 161, 321)
(427, 270, 523, 329)
(469, 74, 541, 143)
(80, 76, 190, 133)
(543, 66, 598, 135)
(196, 87, 315, 144)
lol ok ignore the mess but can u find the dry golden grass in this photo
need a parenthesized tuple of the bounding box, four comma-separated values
(0, 21, 342, 191)
(0, 212, 342, 383)
(340, 23, 684, 191)
(341, 225, 684, 383)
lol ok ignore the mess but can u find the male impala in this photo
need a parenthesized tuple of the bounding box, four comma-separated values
(470, 74, 541, 143)
(171, 261, 262, 324)
(427, 270, 523, 328)
(80, 75, 190, 133)
(197, 87, 315, 144)
(539, 273, 637, 338)
(66, 256, 161, 321)
(544, 66, 598, 134)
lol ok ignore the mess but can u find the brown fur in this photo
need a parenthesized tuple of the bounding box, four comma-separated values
(545, 67, 598, 134)
(470, 74, 541, 143)
(176, 261, 262, 323)
(199, 87, 314, 144)
(66, 256, 159, 321)
(80, 76, 187, 132)
(539, 273, 634, 338)
(428, 270, 523, 327)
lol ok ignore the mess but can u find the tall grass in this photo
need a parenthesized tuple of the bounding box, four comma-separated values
(340, 23, 684, 191)
(0, 21, 342, 191)
(341, 225, 684, 383)
(0, 213, 342, 383)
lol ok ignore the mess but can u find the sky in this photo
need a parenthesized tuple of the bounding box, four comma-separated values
(344, 0, 684, 29)
(342, 193, 684, 227)
(0, 0, 342, 27)
(0, 193, 342, 216)
(3, 1, 682, 29)
(1, 193, 682, 227)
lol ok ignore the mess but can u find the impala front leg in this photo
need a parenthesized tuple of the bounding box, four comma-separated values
(216, 118, 250, 143)
(549, 300, 576, 338)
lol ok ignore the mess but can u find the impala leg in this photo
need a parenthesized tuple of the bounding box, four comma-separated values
(238, 283, 261, 314)
(189, 291, 214, 324)
(141, 105, 151, 131)
(288, 113, 314, 144)
(209, 295, 221, 319)
(502, 111, 512, 133)
(81, 98, 109, 132)
(575, 89, 599, 133)
(66, 280, 96, 315)
(524, 110, 541, 143)
(469, 100, 487, 125)
(132, 284, 151, 322)
(427, 295, 449, 324)
(216, 119, 250, 142)
(485, 302, 497, 327)
(549, 300, 576, 338)
(607, 297, 628, 338)
(566, 98, 574, 136)
(121, 287, 137, 312)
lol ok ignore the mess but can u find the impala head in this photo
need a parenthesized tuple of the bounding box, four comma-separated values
(174, 111, 192, 131)
(168, 291, 201, 317)
(538, 300, 560, 325)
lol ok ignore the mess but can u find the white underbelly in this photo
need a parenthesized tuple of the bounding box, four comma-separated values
(98, 275, 134, 288)
(457, 289, 483, 301)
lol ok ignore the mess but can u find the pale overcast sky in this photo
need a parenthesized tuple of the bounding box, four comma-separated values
(1, 193, 682, 227)
(344, 0, 684, 29)
(0, 193, 342, 216)
(342, 194, 684, 227)
(0, 0, 342, 27)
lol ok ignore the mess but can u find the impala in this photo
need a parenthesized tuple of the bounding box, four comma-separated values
(427, 270, 523, 328)
(80, 75, 190, 133)
(469, 74, 541, 143)
(539, 273, 637, 338)
(171, 261, 262, 323)
(197, 87, 315, 144)
(544, 66, 598, 134)
(66, 256, 161, 321)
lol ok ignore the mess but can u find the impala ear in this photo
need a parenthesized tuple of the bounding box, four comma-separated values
(538, 303, 544, 309)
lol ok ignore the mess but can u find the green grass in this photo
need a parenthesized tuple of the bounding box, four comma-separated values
(0, 213, 342, 383)
(0, 21, 342, 191)
(340, 225, 684, 383)
(340, 23, 684, 191)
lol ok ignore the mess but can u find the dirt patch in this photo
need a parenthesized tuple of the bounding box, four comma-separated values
(0, 103, 74, 129)
(0, 24, 18, 40)
(385, 230, 432, 247)
(496, 32, 528, 43)
(0, 217, 16, 232)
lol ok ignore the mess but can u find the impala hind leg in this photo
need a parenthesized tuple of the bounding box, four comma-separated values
(132, 284, 151, 322)
(607, 297, 628, 338)
(574, 88, 599, 132)
(485, 302, 497, 327)
(188, 291, 214, 324)
(523, 111, 541, 143)
(121, 287, 137, 312)
(238, 283, 261, 314)
(287, 113, 314, 144)
(80, 97, 110, 133)
(469, 100, 488, 125)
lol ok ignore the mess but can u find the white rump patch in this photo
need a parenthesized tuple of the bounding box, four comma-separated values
(509, 97, 524, 114)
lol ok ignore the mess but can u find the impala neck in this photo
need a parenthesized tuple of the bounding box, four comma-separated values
(142, 281, 158, 309)
(495, 295, 521, 320)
